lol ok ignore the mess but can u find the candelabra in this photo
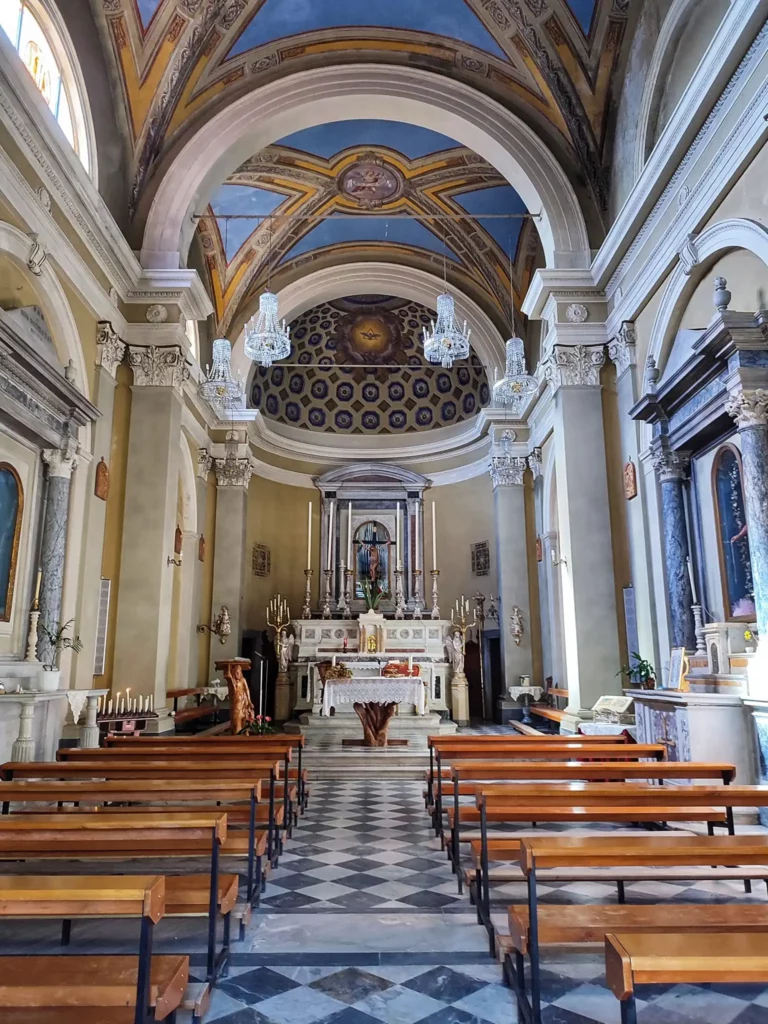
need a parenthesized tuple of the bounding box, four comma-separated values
(450, 595, 478, 649)
(301, 569, 313, 619)
(267, 594, 291, 641)
(394, 565, 407, 619)
(692, 603, 707, 656)
(321, 569, 333, 619)
(412, 569, 424, 619)
(430, 569, 441, 619)
(337, 561, 351, 616)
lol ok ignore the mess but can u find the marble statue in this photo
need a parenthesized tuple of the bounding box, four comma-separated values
(445, 630, 464, 675)
(278, 629, 295, 674)
(510, 606, 524, 647)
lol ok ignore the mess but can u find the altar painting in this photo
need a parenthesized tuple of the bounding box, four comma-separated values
(713, 445, 755, 620)
(354, 521, 391, 598)
(0, 464, 23, 621)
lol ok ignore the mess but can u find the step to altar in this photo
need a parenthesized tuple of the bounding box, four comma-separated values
(301, 749, 431, 779)
(285, 710, 457, 750)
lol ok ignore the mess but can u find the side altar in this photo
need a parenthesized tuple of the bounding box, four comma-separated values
(283, 612, 460, 747)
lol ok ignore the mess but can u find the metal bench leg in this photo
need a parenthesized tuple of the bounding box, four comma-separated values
(135, 914, 154, 1024)
(221, 911, 231, 978)
(60, 919, 72, 946)
(617, 880, 625, 904)
(621, 996, 638, 1024)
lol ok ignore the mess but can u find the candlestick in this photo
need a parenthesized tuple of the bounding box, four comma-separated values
(337, 560, 351, 616)
(686, 556, 698, 605)
(396, 502, 401, 564)
(327, 500, 335, 567)
(394, 565, 406, 619)
(430, 569, 440, 619)
(25, 608, 40, 661)
(347, 501, 352, 566)
(302, 568, 313, 619)
(692, 603, 706, 656)
(412, 568, 424, 619)
(431, 502, 437, 570)
(414, 504, 420, 569)
(307, 501, 312, 568)
(321, 569, 332, 619)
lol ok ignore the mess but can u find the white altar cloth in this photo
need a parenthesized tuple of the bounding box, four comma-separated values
(322, 677, 425, 716)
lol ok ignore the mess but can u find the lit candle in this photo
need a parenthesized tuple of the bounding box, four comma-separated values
(332, 655, 337, 666)
(107, 699, 113, 715)
(307, 501, 312, 569)
(327, 501, 335, 566)
(347, 501, 352, 566)
(125, 688, 131, 710)
(687, 556, 698, 605)
(414, 504, 420, 568)
(432, 502, 437, 570)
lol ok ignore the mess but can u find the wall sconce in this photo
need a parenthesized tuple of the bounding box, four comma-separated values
(167, 524, 183, 567)
(197, 605, 231, 644)
(551, 548, 567, 568)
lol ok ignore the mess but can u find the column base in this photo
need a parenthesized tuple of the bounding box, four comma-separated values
(79, 725, 101, 748)
(275, 671, 292, 722)
(450, 672, 470, 726)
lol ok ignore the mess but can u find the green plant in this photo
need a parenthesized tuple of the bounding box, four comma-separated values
(361, 578, 388, 612)
(38, 618, 83, 671)
(617, 652, 656, 686)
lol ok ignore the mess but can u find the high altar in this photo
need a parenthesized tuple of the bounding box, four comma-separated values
(280, 465, 462, 746)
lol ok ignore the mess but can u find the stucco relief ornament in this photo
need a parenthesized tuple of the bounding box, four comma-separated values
(36, 187, 52, 213)
(510, 606, 524, 647)
(726, 389, 768, 429)
(678, 233, 700, 276)
(128, 345, 189, 390)
(546, 344, 605, 389)
(565, 303, 588, 323)
(197, 449, 213, 480)
(27, 233, 47, 276)
(146, 304, 169, 324)
(608, 322, 637, 378)
(96, 321, 126, 379)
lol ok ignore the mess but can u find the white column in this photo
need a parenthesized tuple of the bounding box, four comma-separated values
(209, 454, 251, 672)
(546, 343, 622, 717)
(112, 345, 187, 716)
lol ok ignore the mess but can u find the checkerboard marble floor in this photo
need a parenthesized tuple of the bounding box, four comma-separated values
(198, 779, 768, 1024)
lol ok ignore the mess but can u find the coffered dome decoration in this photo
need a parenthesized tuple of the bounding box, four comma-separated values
(250, 297, 489, 434)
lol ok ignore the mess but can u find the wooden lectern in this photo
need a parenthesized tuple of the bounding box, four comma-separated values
(215, 657, 254, 734)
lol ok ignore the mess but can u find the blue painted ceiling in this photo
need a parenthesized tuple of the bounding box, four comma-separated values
(276, 121, 461, 160)
(565, 0, 597, 34)
(227, 0, 507, 60)
(134, 0, 162, 30)
(210, 184, 285, 262)
(454, 186, 528, 257)
(280, 215, 461, 266)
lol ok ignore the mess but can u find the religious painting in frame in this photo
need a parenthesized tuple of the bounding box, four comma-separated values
(667, 647, 690, 691)
(252, 543, 271, 577)
(0, 463, 23, 621)
(354, 521, 391, 599)
(471, 541, 490, 577)
(712, 443, 755, 620)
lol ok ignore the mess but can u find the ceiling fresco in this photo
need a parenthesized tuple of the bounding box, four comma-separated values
(102, 0, 631, 227)
(250, 296, 490, 434)
(196, 121, 540, 337)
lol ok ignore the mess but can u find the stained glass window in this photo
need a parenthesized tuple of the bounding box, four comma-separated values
(0, 0, 90, 172)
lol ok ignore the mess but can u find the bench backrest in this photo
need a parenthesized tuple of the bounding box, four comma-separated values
(449, 761, 735, 782)
(58, 745, 293, 762)
(1, 760, 281, 782)
(429, 735, 628, 749)
(435, 744, 665, 762)
(106, 733, 305, 748)
(0, 779, 261, 806)
(0, 874, 166, 921)
(475, 783, 768, 808)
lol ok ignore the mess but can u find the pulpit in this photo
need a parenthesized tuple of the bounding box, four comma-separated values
(215, 657, 254, 734)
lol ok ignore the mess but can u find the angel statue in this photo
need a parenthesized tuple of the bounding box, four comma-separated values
(278, 629, 295, 674)
(445, 629, 465, 676)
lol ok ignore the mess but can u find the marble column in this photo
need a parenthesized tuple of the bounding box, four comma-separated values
(727, 389, 768, 638)
(112, 345, 187, 716)
(652, 447, 696, 652)
(546, 343, 622, 717)
(72, 323, 125, 688)
(491, 441, 533, 692)
(37, 442, 79, 667)
(209, 455, 251, 673)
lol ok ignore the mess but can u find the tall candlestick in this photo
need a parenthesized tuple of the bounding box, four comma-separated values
(431, 502, 437, 570)
(396, 503, 402, 567)
(415, 504, 420, 568)
(347, 501, 352, 566)
(327, 501, 335, 566)
(307, 501, 312, 569)
(686, 556, 698, 605)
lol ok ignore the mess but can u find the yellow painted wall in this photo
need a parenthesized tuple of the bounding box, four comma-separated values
(601, 362, 631, 670)
(197, 472, 217, 683)
(429, 476, 498, 611)
(99, 361, 131, 689)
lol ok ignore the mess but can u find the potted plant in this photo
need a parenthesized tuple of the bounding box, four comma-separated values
(617, 652, 656, 690)
(745, 627, 757, 654)
(361, 578, 388, 613)
(38, 619, 83, 691)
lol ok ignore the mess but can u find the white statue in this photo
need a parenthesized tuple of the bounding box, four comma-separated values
(510, 606, 524, 647)
(278, 629, 295, 674)
(445, 629, 465, 676)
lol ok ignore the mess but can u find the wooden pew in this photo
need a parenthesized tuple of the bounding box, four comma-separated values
(508, 834, 768, 1024)
(605, 932, 768, 1024)
(0, 813, 229, 982)
(429, 743, 667, 839)
(0, 874, 173, 1024)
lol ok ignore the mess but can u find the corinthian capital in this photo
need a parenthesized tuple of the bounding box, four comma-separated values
(545, 344, 605, 390)
(652, 446, 690, 483)
(127, 345, 189, 391)
(214, 456, 253, 488)
(607, 322, 637, 379)
(42, 439, 79, 478)
(197, 448, 213, 480)
(96, 322, 126, 379)
(726, 388, 768, 429)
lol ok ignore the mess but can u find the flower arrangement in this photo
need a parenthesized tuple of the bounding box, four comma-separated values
(361, 578, 388, 612)
(239, 714, 275, 735)
(325, 663, 353, 680)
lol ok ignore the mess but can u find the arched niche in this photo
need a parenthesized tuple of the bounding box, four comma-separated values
(0, 463, 24, 623)
(139, 65, 590, 273)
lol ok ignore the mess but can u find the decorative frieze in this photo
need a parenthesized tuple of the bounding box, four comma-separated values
(727, 388, 768, 429)
(127, 345, 189, 390)
(545, 344, 605, 390)
(96, 321, 126, 379)
(607, 322, 637, 379)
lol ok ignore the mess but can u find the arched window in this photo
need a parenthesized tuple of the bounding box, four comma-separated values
(0, 0, 94, 175)
(0, 463, 24, 622)
(712, 443, 755, 621)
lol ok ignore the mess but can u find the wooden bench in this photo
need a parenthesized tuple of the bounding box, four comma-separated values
(530, 706, 568, 727)
(0, 813, 230, 982)
(508, 834, 768, 1024)
(0, 874, 183, 1024)
(605, 931, 768, 1024)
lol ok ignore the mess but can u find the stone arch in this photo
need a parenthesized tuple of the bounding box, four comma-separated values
(0, 220, 90, 402)
(140, 65, 591, 273)
(645, 218, 768, 390)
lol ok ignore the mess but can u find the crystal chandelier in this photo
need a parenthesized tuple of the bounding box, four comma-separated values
(489, 429, 528, 487)
(244, 290, 290, 368)
(423, 293, 471, 368)
(197, 337, 244, 410)
(492, 335, 538, 414)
